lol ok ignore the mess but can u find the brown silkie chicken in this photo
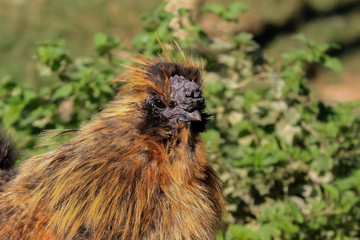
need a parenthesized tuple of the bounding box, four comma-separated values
(0, 53, 225, 240)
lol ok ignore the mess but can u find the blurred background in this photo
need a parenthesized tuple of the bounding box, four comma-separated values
(1, 0, 360, 102)
(2, 0, 360, 239)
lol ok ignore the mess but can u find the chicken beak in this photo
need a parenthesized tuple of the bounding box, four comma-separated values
(185, 110, 202, 122)
(166, 108, 203, 123)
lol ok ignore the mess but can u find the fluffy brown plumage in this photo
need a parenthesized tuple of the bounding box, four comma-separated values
(0, 54, 225, 239)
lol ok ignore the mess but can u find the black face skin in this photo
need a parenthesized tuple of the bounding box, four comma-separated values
(146, 74, 205, 129)
(138, 63, 209, 139)
(167, 74, 204, 126)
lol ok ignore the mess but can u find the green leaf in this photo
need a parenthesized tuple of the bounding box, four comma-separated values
(322, 184, 339, 202)
(225, 225, 257, 240)
(2, 103, 24, 128)
(258, 224, 281, 240)
(244, 90, 260, 110)
(201, 129, 224, 149)
(94, 33, 119, 56)
(224, 2, 248, 20)
(323, 56, 343, 73)
(287, 199, 304, 223)
(233, 32, 254, 46)
(311, 201, 326, 214)
(293, 33, 310, 44)
(205, 81, 225, 96)
(282, 49, 311, 62)
(230, 2, 248, 13)
(52, 84, 73, 100)
(34, 39, 70, 71)
(204, 3, 247, 21)
(203, 4, 226, 15)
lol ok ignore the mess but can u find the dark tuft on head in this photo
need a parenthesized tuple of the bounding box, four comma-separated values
(146, 62, 202, 90)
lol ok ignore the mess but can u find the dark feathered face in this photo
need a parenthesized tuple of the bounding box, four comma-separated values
(146, 74, 205, 127)
(138, 62, 209, 137)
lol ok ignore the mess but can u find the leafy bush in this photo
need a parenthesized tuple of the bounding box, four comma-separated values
(1, 2, 360, 239)
(0, 35, 119, 156)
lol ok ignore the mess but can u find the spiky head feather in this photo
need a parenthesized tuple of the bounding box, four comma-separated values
(115, 53, 203, 105)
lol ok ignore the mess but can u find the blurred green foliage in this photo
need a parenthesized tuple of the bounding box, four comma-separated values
(0, 34, 119, 156)
(203, 2, 248, 21)
(1, 2, 360, 239)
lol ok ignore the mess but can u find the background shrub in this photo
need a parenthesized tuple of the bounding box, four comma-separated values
(1, 2, 360, 239)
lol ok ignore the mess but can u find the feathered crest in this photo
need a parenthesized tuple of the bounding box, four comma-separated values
(112, 37, 204, 99)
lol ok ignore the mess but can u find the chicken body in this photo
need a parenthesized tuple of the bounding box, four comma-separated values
(0, 58, 225, 239)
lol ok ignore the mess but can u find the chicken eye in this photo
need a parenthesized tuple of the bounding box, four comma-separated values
(154, 99, 166, 109)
